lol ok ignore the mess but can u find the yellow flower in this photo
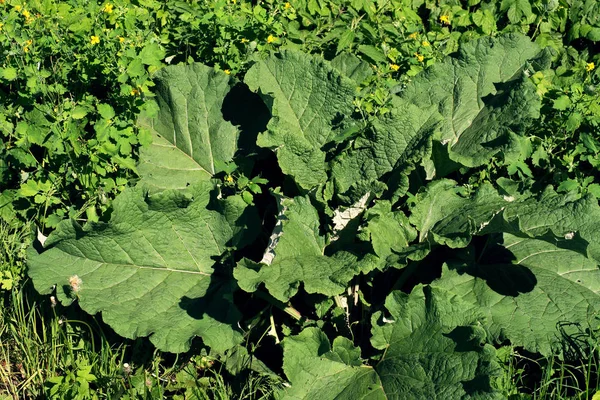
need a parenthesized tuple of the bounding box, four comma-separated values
(23, 46, 29, 53)
(22, 9, 30, 19)
(224, 69, 231, 75)
(586, 62, 595, 72)
(0, 23, 4, 31)
(14, 5, 21, 12)
(25, 39, 32, 46)
(422, 40, 430, 47)
(408, 32, 418, 40)
(440, 15, 450, 25)
(415, 52, 424, 62)
(225, 175, 234, 183)
(267, 35, 276, 44)
(119, 36, 125, 43)
(284, 2, 291, 8)
(130, 88, 139, 96)
(103, 3, 113, 13)
(90, 35, 100, 45)
(241, 38, 249, 43)
(390, 64, 400, 72)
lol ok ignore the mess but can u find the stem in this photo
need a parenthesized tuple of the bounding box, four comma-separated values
(333, 294, 347, 310)
(268, 313, 280, 344)
(254, 290, 304, 322)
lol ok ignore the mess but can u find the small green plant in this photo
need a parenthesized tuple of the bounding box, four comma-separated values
(0, 221, 30, 292)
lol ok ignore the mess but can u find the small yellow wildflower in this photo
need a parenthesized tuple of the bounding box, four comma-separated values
(0, 23, 4, 31)
(130, 88, 139, 96)
(284, 2, 291, 8)
(241, 38, 249, 43)
(390, 64, 400, 72)
(119, 36, 125, 43)
(267, 34, 276, 44)
(25, 39, 32, 46)
(23, 46, 29, 53)
(225, 175, 234, 183)
(224, 69, 231, 75)
(14, 5, 21, 12)
(22, 9, 30, 19)
(422, 40, 430, 47)
(586, 62, 595, 72)
(90, 35, 100, 45)
(103, 3, 113, 13)
(69, 275, 82, 293)
(415, 53, 424, 62)
(408, 32, 418, 40)
(440, 15, 450, 25)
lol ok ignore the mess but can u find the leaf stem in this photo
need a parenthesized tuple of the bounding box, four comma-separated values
(254, 290, 304, 322)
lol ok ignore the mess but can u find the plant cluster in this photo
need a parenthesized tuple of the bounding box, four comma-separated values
(1, 0, 600, 398)
(28, 33, 600, 398)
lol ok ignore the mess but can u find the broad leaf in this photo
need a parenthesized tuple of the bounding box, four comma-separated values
(279, 287, 501, 399)
(357, 200, 417, 265)
(433, 233, 600, 356)
(244, 51, 356, 189)
(501, 0, 534, 24)
(279, 328, 385, 399)
(409, 180, 600, 261)
(331, 97, 439, 201)
(409, 180, 507, 247)
(500, 189, 600, 263)
(235, 195, 370, 302)
(330, 52, 374, 84)
(137, 64, 239, 193)
(401, 34, 544, 169)
(370, 286, 502, 399)
(27, 182, 252, 353)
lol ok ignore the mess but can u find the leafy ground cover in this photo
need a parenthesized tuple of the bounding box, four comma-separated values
(1, 0, 600, 398)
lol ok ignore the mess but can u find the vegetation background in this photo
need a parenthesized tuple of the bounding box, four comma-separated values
(1, 0, 599, 398)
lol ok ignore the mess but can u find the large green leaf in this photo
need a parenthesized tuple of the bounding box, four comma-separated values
(137, 64, 239, 194)
(279, 327, 385, 399)
(279, 287, 501, 399)
(235, 195, 371, 302)
(500, 189, 600, 263)
(401, 34, 545, 169)
(433, 233, 600, 356)
(331, 97, 440, 201)
(27, 182, 252, 353)
(370, 286, 502, 399)
(409, 180, 508, 248)
(409, 180, 600, 262)
(330, 52, 374, 84)
(244, 51, 356, 190)
(357, 200, 417, 265)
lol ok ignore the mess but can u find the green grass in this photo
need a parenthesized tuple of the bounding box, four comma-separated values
(0, 283, 282, 399)
(2, 290, 599, 400)
(496, 326, 600, 399)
